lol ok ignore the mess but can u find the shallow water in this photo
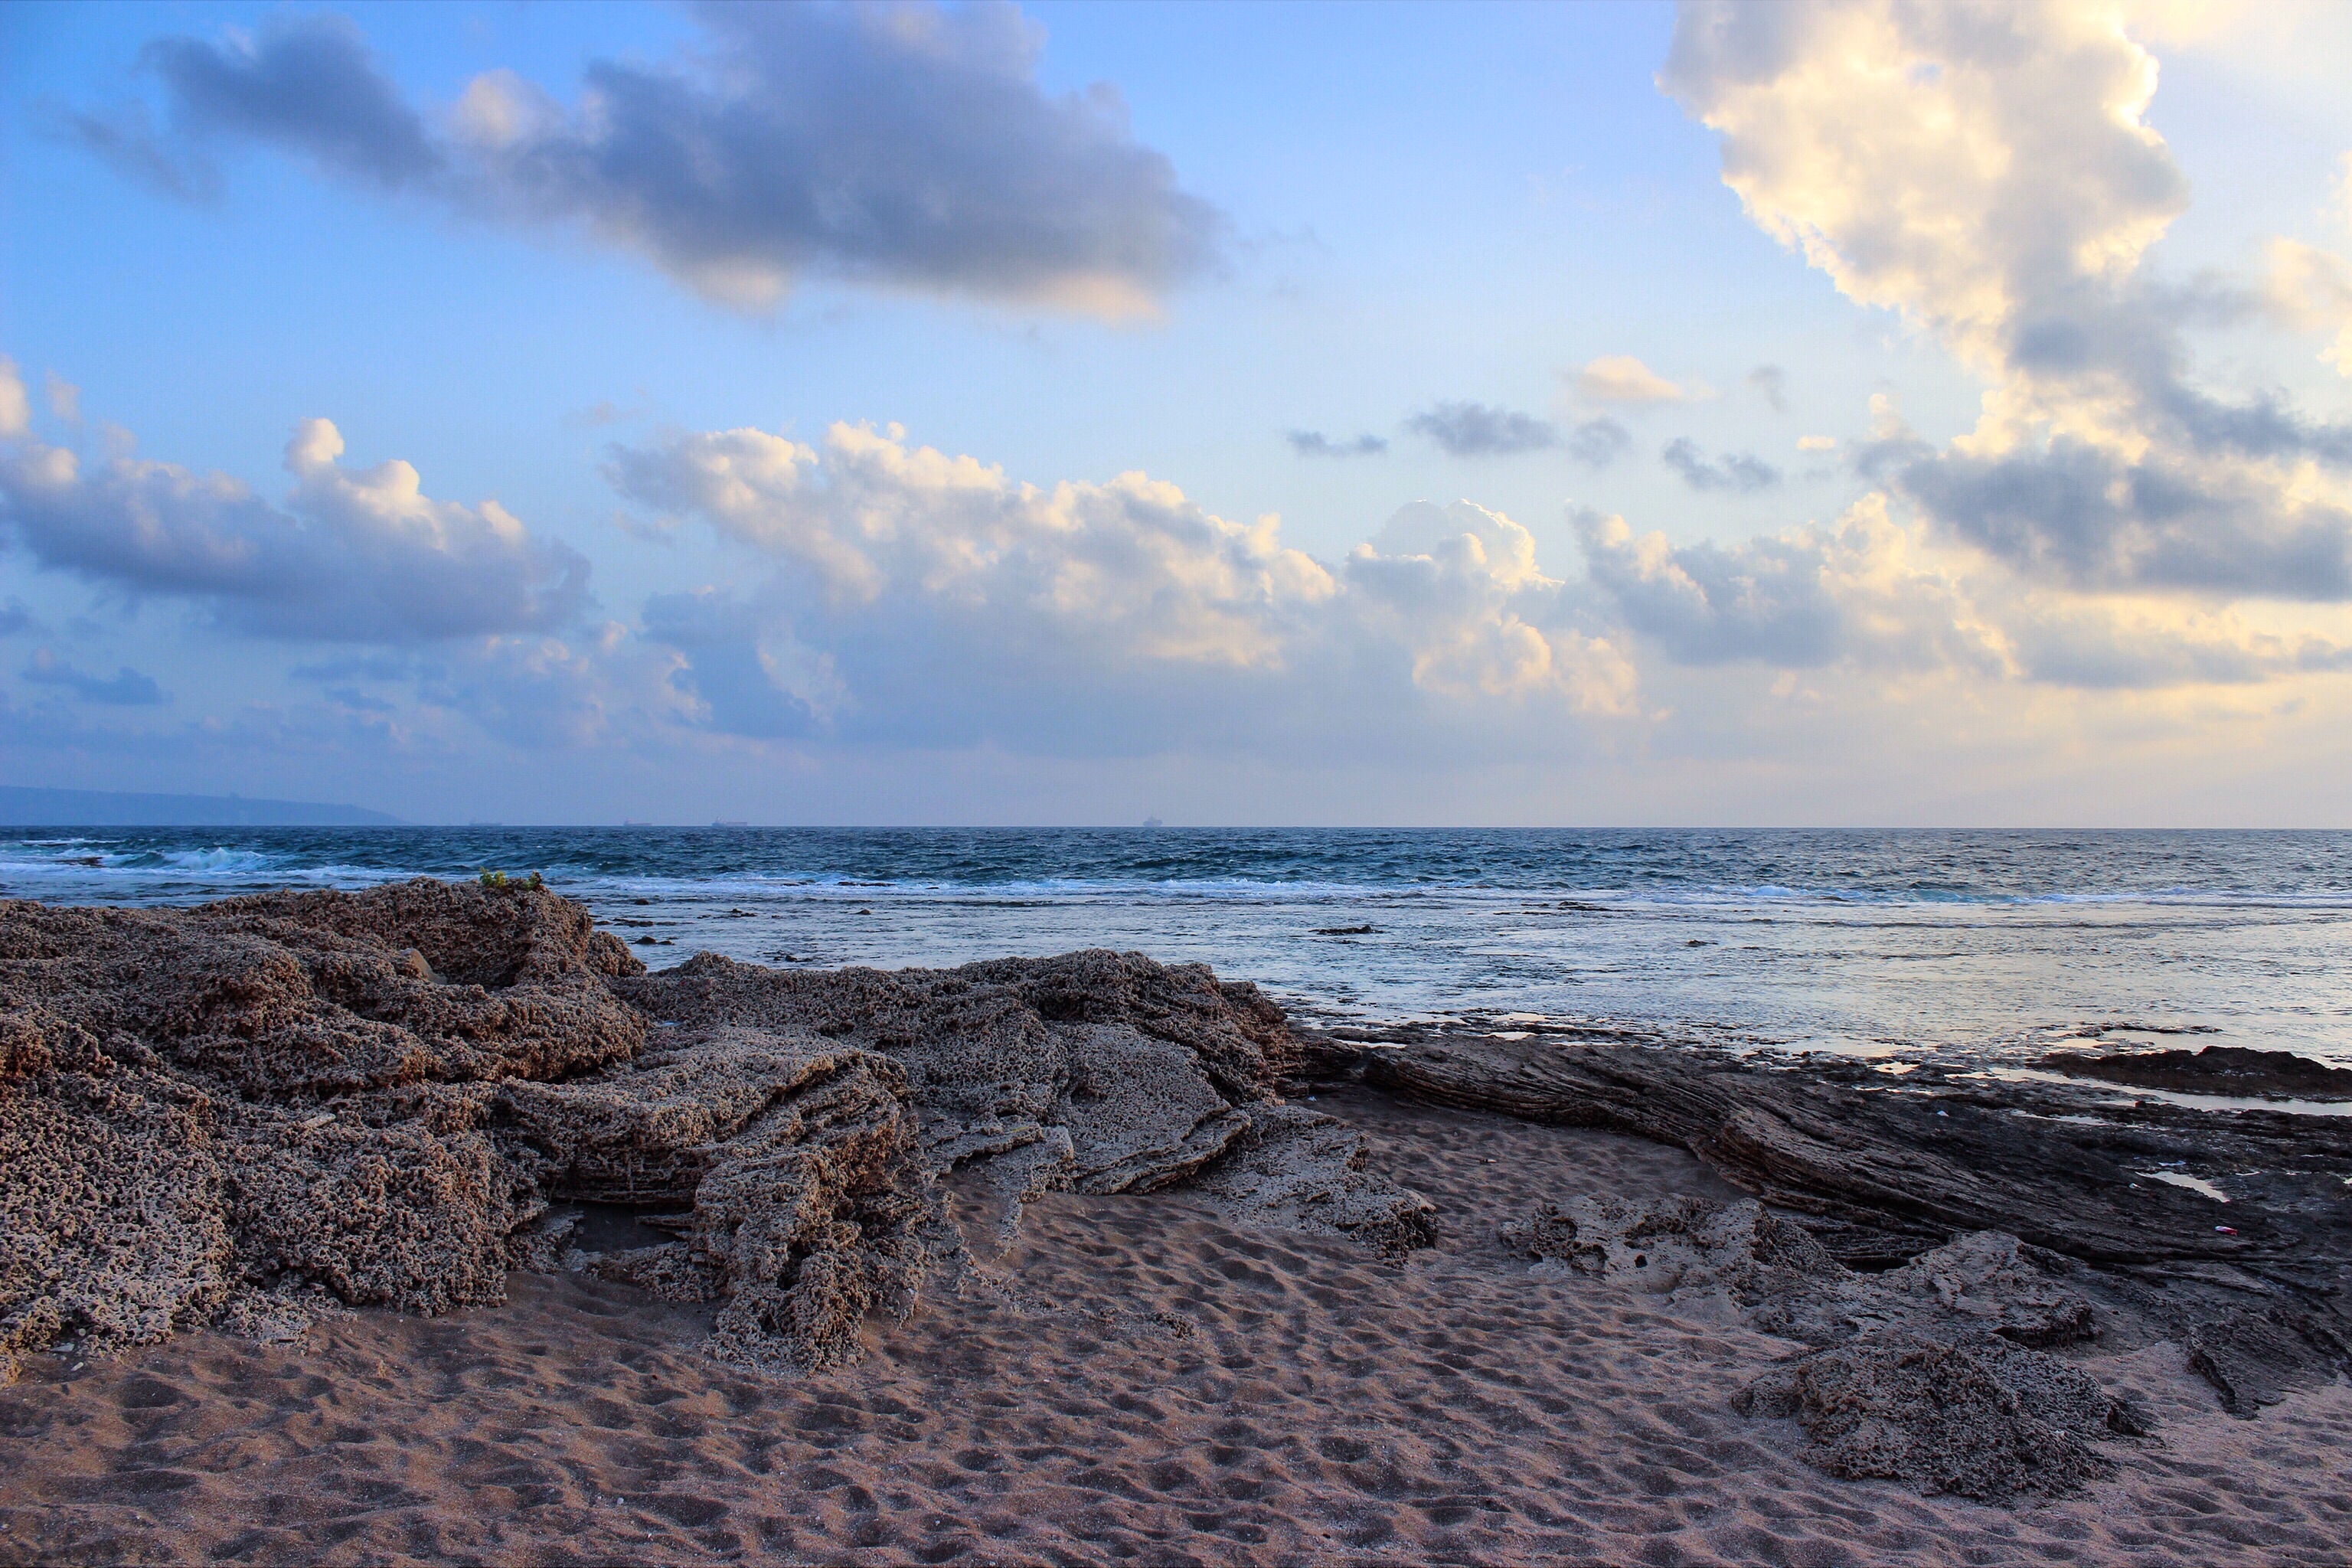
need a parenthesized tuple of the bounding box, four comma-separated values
(5, 826, 2350, 1072)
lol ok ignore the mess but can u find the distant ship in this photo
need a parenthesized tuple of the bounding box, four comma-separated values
(1142, 816, 1164, 829)
(621, 819, 652, 826)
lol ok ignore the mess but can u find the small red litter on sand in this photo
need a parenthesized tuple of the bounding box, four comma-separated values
(2215, 1225, 2238, 1234)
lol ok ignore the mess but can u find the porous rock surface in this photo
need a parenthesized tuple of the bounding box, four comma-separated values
(1, 882, 1431, 1381)
(1502, 1196, 2145, 1499)
(1731, 1331, 2152, 1503)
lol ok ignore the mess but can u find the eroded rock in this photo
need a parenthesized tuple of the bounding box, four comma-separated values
(2183, 1306, 2352, 1416)
(1733, 1332, 2151, 1504)
(2, 883, 1430, 1383)
(619, 949, 1433, 1248)
(1502, 1194, 2141, 1499)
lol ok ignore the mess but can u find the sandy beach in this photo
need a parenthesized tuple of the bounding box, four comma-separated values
(6, 1081, 2349, 1566)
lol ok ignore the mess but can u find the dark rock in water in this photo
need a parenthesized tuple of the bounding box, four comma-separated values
(1733, 1332, 2151, 1504)
(2043, 1044, 2352, 1099)
(0, 881, 1431, 1382)
(1362, 1031, 2285, 1268)
(2183, 1306, 2352, 1416)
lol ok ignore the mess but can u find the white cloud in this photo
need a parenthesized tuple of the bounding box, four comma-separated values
(607, 422, 1640, 749)
(0, 361, 28, 439)
(1664, 0, 2352, 607)
(2269, 234, 2352, 375)
(1573, 355, 1686, 405)
(0, 375, 589, 642)
(1573, 491, 2352, 692)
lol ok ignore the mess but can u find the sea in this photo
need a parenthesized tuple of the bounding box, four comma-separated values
(6, 826, 2351, 1078)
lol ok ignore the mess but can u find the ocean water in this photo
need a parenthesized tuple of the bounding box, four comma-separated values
(5, 826, 2351, 1073)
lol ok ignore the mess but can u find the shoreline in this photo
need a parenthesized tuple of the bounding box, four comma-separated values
(3, 880, 2348, 1563)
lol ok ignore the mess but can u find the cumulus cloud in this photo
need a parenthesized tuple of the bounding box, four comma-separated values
(1287, 430, 1388, 458)
(1572, 493, 2352, 693)
(94, 5, 1220, 316)
(1574, 498, 1995, 671)
(1663, 0, 2352, 603)
(1574, 355, 1686, 405)
(606, 421, 1638, 749)
(0, 363, 589, 642)
(1406, 401, 1560, 457)
(2269, 234, 2352, 376)
(21, 649, 168, 706)
(0, 359, 27, 439)
(1660, 437, 1782, 494)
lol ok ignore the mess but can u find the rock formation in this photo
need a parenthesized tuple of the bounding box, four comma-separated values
(0, 881, 1432, 1382)
(1501, 1194, 2143, 1500)
(2043, 1044, 2352, 1099)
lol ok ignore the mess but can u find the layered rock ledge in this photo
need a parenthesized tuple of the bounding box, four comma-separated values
(0, 880, 1431, 1381)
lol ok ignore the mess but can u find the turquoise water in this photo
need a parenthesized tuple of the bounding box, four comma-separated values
(5, 827, 2350, 1069)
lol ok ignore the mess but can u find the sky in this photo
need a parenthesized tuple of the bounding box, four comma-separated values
(5, 1, 2352, 826)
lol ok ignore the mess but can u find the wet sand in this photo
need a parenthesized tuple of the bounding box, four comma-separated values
(3, 1086, 2347, 1566)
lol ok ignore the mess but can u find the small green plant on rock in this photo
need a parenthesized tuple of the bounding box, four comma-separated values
(477, 869, 546, 892)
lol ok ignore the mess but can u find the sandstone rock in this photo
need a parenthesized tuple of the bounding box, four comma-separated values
(1733, 1331, 2151, 1503)
(621, 949, 1434, 1251)
(0, 882, 923, 1377)
(2, 884, 1429, 1383)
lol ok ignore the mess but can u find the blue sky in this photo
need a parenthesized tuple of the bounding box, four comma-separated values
(5, 1, 2352, 825)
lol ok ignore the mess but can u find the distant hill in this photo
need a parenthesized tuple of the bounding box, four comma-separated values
(0, 787, 400, 827)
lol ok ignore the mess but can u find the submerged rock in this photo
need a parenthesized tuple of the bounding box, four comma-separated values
(2043, 1044, 2352, 1100)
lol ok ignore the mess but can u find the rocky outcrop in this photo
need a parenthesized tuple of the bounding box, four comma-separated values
(1504, 1194, 2147, 1500)
(618, 950, 1434, 1248)
(1363, 1030, 2305, 1268)
(1, 884, 1431, 1383)
(1731, 1332, 2151, 1504)
(2182, 1306, 2352, 1417)
(2044, 1044, 2352, 1099)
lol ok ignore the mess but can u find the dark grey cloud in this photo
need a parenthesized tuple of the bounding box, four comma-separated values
(140, 15, 440, 188)
(1574, 510, 1843, 666)
(21, 650, 167, 706)
(1287, 430, 1387, 458)
(1900, 438, 2352, 600)
(1563, 417, 1631, 469)
(1406, 402, 1559, 458)
(0, 419, 590, 643)
(1748, 364, 1786, 412)
(0, 599, 28, 638)
(90, 5, 1220, 314)
(1661, 437, 1780, 493)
